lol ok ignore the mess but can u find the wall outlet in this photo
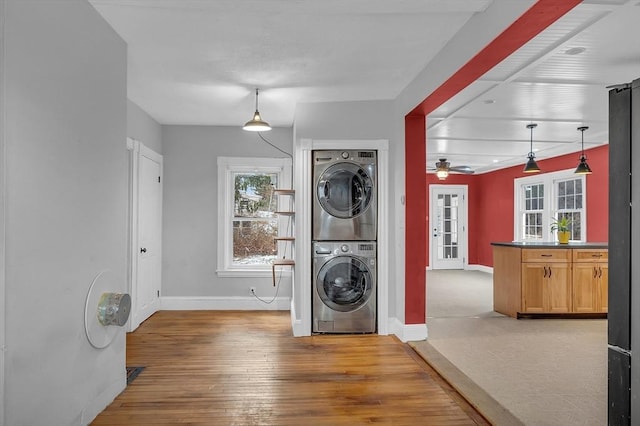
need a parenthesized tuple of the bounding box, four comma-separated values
(249, 286, 256, 295)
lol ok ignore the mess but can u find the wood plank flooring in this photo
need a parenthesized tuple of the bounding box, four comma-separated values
(92, 311, 489, 425)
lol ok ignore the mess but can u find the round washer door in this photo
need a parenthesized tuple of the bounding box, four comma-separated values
(316, 256, 373, 312)
(316, 162, 373, 219)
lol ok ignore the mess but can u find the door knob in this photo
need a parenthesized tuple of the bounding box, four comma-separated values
(140, 247, 147, 253)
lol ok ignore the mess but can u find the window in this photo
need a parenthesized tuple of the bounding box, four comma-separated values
(217, 157, 292, 276)
(556, 178, 583, 241)
(523, 183, 544, 240)
(514, 170, 586, 242)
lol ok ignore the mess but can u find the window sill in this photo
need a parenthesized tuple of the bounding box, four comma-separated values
(216, 268, 292, 278)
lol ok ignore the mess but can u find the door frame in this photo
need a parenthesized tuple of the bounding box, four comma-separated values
(126, 138, 163, 331)
(0, 2, 6, 420)
(428, 184, 468, 270)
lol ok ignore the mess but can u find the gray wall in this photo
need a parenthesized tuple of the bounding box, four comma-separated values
(127, 99, 162, 154)
(3, 1, 128, 425)
(294, 100, 396, 320)
(161, 125, 293, 298)
(294, 100, 394, 141)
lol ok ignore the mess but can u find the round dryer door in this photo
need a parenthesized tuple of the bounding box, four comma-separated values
(316, 162, 373, 219)
(316, 256, 373, 312)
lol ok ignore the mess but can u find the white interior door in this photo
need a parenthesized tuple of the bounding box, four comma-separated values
(128, 140, 162, 331)
(430, 185, 467, 270)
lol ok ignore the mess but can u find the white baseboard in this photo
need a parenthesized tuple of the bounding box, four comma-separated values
(388, 317, 428, 342)
(427, 264, 493, 274)
(290, 299, 308, 336)
(467, 264, 493, 274)
(161, 296, 290, 311)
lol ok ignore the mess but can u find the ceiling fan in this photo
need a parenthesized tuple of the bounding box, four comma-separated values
(429, 158, 474, 180)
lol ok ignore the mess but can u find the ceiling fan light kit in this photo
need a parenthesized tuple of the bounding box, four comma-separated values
(243, 88, 271, 132)
(431, 158, 475, 180)
(523, 123, 541, 173)
(574, 126, 592, 174)
(435, 158, 450, 180)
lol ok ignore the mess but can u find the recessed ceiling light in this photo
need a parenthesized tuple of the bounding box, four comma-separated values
(483, 99, 495, 104)
(565, 47, 586, 55)
(492, 159, 499, 163)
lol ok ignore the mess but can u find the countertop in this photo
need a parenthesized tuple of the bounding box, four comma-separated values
(491, 241, 608, 249)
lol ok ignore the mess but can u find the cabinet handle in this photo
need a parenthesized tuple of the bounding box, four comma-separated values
(548, 267, 552, 278)
(541, 254, 553, 257)
(592, 253, 603, 258)
(598, 267, 602, 278)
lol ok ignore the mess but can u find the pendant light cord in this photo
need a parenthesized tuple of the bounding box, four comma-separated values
(254, 88, 260, 112)
(579, 126, 588, 156)
(257, 132, 292, 159)
(529, 124, 534, 155)
(257, 132, 293, 189)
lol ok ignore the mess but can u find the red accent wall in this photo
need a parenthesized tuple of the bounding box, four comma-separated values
(405, 116, 427, 324)
(425, 145, 609, 268)
(405, 0, 583, 324)
(426, 174, 480, 266)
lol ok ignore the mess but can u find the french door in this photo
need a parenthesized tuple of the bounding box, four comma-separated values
(429, 185, 467, 269)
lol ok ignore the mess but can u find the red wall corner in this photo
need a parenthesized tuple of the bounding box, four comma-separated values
(405, 115, 426, 324)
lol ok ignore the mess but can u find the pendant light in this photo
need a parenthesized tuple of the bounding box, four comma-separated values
(523, 123, 541, 173)
(574, 126, 592, 174)
(242, 88, 271, 132)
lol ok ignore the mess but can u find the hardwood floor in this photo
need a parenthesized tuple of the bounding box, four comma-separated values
(92, 311, 488, 425)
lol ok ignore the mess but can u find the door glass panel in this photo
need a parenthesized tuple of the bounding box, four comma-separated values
(317, 163, 372, 218)
(436, 194, 459, 261)
(318, 258, 371, 312)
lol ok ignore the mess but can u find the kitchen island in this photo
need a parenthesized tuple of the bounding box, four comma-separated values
(491, 242, 608, 318)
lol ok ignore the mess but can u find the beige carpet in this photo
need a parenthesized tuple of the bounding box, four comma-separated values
(410, 269, 607, 426)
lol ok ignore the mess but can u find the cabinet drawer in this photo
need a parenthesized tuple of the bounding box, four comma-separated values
(522, 249, 571, 263)
(572, 249, 608, 263)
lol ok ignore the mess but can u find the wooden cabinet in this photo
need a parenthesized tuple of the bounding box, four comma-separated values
(521, 249, 572, 313)
(572, 249, 608, 313)
(492, 244, 607, 318)
(522, 262, 572, 313)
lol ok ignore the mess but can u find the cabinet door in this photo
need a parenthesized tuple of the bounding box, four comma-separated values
(573, 263, 598, 312)
(522, 263, 571, 313)
(522, 264, 546, 312)
(597, 263, 608, 313)
(547, 263, 572, 313)
(573, 262, 608, 313)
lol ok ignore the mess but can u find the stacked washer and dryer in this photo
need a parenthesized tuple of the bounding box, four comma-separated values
(312, 150, 377, 333)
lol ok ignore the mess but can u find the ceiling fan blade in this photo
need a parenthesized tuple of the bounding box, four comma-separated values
(449, 166, 474, 174)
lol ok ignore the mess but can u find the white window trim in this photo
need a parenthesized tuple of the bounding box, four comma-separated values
(216, 156, 292, 277)
(514, 169, 587, 242)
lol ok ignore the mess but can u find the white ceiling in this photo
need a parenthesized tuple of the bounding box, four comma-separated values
(88, 0, 640, 173)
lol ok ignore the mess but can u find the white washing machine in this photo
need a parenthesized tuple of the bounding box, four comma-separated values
(313, 150, 377, 241)
(312, 241, 376, 334)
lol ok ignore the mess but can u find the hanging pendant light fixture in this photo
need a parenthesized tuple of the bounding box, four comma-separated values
(523, 123, 541, 173)
(574, 126, 592, 174)
(242, 88, 271, 132)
